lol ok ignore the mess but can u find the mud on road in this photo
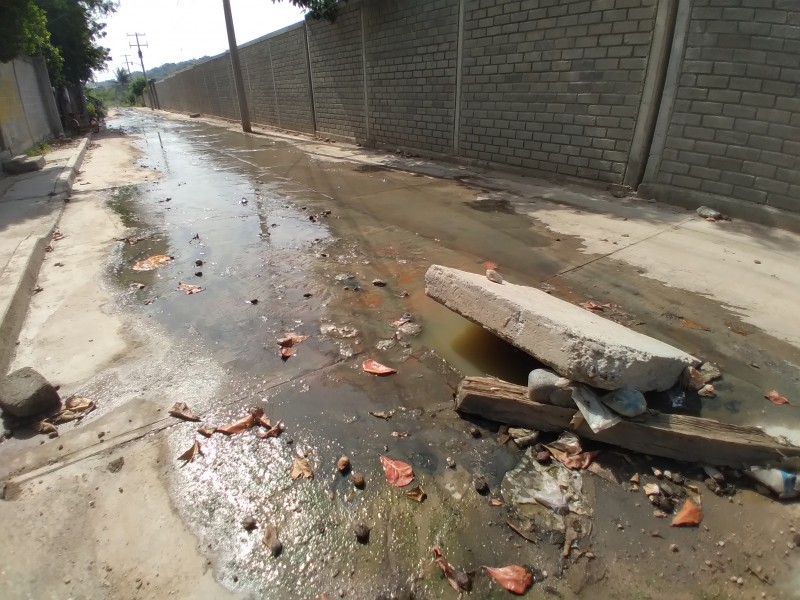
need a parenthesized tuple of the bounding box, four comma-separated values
(0, 109, 798, 599)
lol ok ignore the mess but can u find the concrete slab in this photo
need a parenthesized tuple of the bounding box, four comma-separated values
(425, 265, 696, 391)
(2, 155, 45, 174)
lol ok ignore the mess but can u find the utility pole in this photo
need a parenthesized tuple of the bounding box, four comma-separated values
(222, 0, 251, 132)
(127, 33, 155, 109)
(121, 54, 133, 76)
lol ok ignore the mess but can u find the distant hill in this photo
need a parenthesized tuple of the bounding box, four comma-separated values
(91, 56, 211, 88)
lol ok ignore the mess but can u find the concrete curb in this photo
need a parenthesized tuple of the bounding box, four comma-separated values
(0, 136, 92, 376)
(53, 136, 90, 196)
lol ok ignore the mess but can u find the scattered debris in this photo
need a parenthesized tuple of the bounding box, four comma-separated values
(362, 359, 397, 376)
(52, 396, 95, 423)
(247, 299, 258, 305)
(380, 455, 414, 487)
(579, 301, 610, 312)
(337, 456, 350, 473)
(672, 499, 703, 527)
(484, 565, 533, 595)
(391, 431, 410, 438)
(680, 318, 711, 331)
(474, 476, 490, 495)
(446, 457, 456, 469)
(51, 229, 65, 241)
(215, 407, 271, 435)
(353, 523, 370, 544)
(369, 411, 393, 420)
(168, 401, 200, 422)
(177, 282, 203, 295)
(698, 384, 716, 398)
(352, 472, 365, 488)
(107, 457, 124, 473)
(390, 313, 414, 327)
(696, 206, 722, 220)
(765, 390, 795, 407)
(132, 255, 173, 271)
(197, 426, 215, 437)
(372, 279, 387, 287)
(469, 426, 482, 438)
(744, 467, 800, 499)
(242, 516, 258, 531)
(263, 524, 282, 556)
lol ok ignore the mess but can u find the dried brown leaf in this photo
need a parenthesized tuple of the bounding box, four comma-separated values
(391, 431, 410, 438)
(369, 411, 393, 420)
(197, 426, 215, 437)
(215, 409, 264, 435)
(380, 455, 414, 487)
(35, 420, 57, 435)
(256, 422, 283, 439)
(178, 440, 203, 463)
(177, 282, 203, 295)
(680, 318, 710, 331)
(404, 486, 426, 503)
(277, 332, 308, 348)
(169, 401, 201, 422)
(483, 565, 533, 595)
(280, 347, 295, 360)
(432, 547, 472, 592)
(132, 254, 172, 271)
(579, 300, 605, 311)
(546, 445, 600, 470)
(489, 497, 504, 507)
(290, 456, 313, 480)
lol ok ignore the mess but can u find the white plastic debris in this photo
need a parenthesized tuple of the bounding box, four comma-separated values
(744, 467, 800, 500)
(571, 385, 622, 433)
(600, 387, 647, 417)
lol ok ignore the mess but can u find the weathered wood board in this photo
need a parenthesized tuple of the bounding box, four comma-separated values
(456, 377, 800, 468)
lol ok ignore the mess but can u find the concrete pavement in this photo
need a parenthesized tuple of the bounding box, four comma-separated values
(0, 137, 89, 374)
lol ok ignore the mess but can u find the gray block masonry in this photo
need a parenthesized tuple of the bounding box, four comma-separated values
(425, 265, 696, 391)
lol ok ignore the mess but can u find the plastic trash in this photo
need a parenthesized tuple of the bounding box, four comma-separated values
(571, 385, 622, 433)
(744, 467, 800, 500)
(601, 387, 647, 417)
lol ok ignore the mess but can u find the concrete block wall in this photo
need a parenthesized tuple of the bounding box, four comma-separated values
(268, 25, 315, 133)
(363, 0, 459, 154)
(0, 56, 61, 155)
(307, 2, 366, 141)
(460, 0, 657, 183)
(643, 0, 800, 212)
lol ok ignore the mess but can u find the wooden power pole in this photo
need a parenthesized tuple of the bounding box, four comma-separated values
(222, 0, 252, 132)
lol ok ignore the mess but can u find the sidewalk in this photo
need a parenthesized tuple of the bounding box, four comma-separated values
(0, 137, 90, 374)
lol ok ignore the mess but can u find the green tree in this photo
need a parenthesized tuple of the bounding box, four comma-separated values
(127, 76, 147, 105)
(0, 0, 117, 85)
(273, 0, 346, 22)
(114, 67, 130, 85)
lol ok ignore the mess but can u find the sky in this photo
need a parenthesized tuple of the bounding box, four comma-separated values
(96, 0, 306, 81)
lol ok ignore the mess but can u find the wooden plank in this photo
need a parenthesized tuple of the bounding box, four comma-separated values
(456, 377, 800, 468)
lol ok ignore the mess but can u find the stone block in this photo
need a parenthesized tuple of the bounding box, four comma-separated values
(2, 155, 45, 175)
(425, 265, 696, 391)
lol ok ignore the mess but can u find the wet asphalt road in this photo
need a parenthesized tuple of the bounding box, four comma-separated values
(102, 109, 800, 598)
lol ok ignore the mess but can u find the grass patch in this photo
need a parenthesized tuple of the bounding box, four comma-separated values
(25, 141, 53, 157)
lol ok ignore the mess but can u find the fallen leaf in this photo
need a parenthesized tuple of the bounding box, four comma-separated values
(132, 254, 172, 271)
(489, 497, 504, 507)
(363, 359, 397, 376)
(483, 565, 533, 595)
(727, 323, 750, 335)
(256, 422, 283, 439)
(404, 486, 427, 502)
(369, 410, 393, 420)
(432, 547, 472, 592)
(178, 440, 203, 463)
(391, 431, 410, 438)
(672, 498, 703, 527)
(177, 282, 203, 294)
(215, 408, 265, 435)
(35, 420, 58, 435)
(52, 229, 64, 241)
(53, 397, 96, 423)
(291, 456, 313, 480)
(579, 301, 605, 311)
(277, 332, 308, 348)
(280, 347, 294, 360)
(680, 318, 710, 331)
(380, 455, 414, 487)
(197, 426, 215, 437)
(765, 390, 795, 407)
(546, 445, 600, 470)
(168, 401, 201, 422)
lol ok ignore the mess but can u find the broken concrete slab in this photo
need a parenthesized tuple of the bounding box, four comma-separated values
(2, 155, 45, 175)
(425, 265, 696, 391)
(0, 367, 61, 418)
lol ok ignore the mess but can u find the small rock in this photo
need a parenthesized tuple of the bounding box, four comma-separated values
(670, 544, 679, 553)
(372, 279, 387, 287)
(194, 271, 203, 277)
(337, 456, 351, 474)
(303, 292, 313, 298)
(509, 427, 539, 448)
(485, 269, 503, 284)
(242, 516, 258, 531)
(469, 426, 481, 438)
(195, 259, 203, 266)
(535, 451, 551, 464)
(652, 467, 664, 479)
(269, 539, 283, 557)
(352, 472, 365, 489)
(474, 476, 489, 495)
(353, 523, 370, 543)
(670, 472, 685, 485)
(107, 457, 124, 473)
(0, 367, 61, 418)
(696, 206, 721, 220)
(445, 457, 456, 469)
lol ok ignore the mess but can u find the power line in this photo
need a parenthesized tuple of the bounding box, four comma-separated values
(127, 33, 156, 109)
